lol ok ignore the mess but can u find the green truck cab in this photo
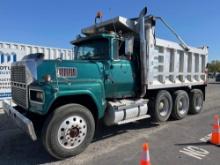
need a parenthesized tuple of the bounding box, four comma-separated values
(3, 7, 208, 159)
(30, 33, 137, 117)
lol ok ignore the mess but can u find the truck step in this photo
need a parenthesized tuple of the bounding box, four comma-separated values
(117, 114, 151, 125)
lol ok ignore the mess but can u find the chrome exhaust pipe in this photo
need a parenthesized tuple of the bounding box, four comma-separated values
(138, 7, 148, 98)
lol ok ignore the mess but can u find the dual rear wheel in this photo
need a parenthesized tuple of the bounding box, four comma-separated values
(150, 89, 204, 122)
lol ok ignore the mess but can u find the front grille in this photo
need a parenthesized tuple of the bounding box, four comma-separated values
(11, 65, 28, 109)
(11, 65, 26, 83)
(11, 85, 27, 108)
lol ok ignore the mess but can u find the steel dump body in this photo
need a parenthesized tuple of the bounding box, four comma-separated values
(147, 38, 208, 89)
(82, 16, 208, 90)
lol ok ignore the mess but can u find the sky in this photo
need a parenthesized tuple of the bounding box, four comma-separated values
(0, 0, 219, 61)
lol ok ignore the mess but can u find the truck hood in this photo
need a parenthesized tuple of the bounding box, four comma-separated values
(12, 56, 104, 85)
(36, 60, 104, 84)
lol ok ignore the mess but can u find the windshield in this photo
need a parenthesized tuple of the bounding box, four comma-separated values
(75, 38, 109, 60)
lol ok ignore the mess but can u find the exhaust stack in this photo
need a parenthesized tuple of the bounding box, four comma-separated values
(138, 7, 148, 98)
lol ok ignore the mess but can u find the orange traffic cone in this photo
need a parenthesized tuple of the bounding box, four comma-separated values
(210, 114, 220, 145)
(140, 143, 151, 165)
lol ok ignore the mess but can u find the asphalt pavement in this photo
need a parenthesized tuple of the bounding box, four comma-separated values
(0, 81, 220, 165)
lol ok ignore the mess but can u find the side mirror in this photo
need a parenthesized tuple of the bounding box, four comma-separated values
(125, 36, 134, 56)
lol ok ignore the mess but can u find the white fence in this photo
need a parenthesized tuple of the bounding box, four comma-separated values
(0, 41, 74, 107)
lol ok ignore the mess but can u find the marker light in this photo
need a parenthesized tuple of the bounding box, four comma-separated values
(44, 74, 51, 83)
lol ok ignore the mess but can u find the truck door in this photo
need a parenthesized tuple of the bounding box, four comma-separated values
(104, 39, 136, 98)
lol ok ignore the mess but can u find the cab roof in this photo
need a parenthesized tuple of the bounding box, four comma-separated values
(71, 33, 116, 45)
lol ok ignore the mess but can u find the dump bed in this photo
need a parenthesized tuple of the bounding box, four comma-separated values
(147, 38, 208, 89)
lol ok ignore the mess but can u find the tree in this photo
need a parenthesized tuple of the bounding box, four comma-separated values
(207, 60, 220, 72)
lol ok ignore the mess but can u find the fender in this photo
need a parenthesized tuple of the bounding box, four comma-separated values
(32, 80, 106, 119)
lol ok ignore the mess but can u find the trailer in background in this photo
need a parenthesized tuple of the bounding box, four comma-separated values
(0, 41, 73, 107)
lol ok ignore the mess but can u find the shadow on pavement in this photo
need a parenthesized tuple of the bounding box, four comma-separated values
(175, 142, 210, 146)
(0, 112, 159, 165)
(0, 113, 55, 165)
(208, 82, 220, 85)
(94, 118, 159, 142)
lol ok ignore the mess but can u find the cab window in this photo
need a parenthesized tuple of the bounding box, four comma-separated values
(75, 38, 109, 60)
(112, 39, 126, 60)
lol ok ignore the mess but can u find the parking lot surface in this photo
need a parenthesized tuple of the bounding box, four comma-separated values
(0, 81, 220, 165)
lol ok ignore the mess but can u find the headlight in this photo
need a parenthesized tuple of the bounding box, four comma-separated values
(36, 92, 44, 100)
(30, 90, 44, 103)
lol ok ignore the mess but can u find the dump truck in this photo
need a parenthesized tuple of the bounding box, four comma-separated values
(3, 7, 208, 159)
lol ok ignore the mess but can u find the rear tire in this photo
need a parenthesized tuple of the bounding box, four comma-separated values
(150, 90, 173, 122)
(171, 90, 189, 120)
(189, 89, 204, 114)
(42, 104, 95, 159)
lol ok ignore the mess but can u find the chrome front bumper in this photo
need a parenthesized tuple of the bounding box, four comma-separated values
(3, 101, 37, 141)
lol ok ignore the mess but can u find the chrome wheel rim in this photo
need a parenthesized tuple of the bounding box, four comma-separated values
(195, 94, 203, 110)
(57, 115, 87, 149)
(178, 97, 188, 115)
(159, 98, 169, 117)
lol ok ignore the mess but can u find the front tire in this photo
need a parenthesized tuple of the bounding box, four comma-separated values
(42, 104, 95, 159)
(150, 90, 173, 122)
